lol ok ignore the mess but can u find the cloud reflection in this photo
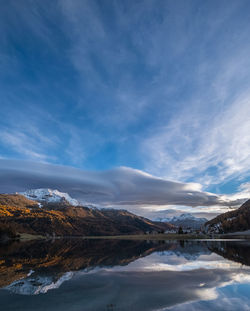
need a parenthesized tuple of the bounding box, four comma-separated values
(1, 240, 250, 310)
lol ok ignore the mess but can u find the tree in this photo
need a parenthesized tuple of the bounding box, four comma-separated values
(0, 223, 18, 241)
(178, 226, 183, 234)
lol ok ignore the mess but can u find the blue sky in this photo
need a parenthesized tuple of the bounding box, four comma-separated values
(1, 0, 250, 216)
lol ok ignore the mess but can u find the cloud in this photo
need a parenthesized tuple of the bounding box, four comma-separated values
(58, 0, 154, 129)
(220, 182, 250, 203)
(131, 1, 250, 189)
(4, 266, 250, 311)
(0, 160, 245, 216)
(0, 125, 58, 161)
(142, 77, 250, 188)
(1, 0, 250, 201)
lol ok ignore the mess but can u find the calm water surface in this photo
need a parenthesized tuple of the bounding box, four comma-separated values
(0, 239, 250, 311)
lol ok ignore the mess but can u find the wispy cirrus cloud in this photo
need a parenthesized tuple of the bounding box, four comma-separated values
(0, 122, 59, 161)
(140, 25, 250, 189)
(142, 87, 250, 188)
(0, 130, 48, 161)
(59, 0, 153, 128)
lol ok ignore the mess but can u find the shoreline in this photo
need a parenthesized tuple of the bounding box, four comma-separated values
(11, 232, 250, 242)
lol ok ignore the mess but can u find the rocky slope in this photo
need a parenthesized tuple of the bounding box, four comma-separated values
(205, 199, 250, 234)
(0, 193, 174, 237)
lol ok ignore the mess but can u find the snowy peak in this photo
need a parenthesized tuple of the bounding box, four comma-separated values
(172, 213, 203, 221)
(158, 213, 207, 222)
(156, 213, 208, 229)
(19, 189, 80, 207)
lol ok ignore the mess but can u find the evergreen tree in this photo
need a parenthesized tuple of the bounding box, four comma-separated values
(178, 226, 183, 234)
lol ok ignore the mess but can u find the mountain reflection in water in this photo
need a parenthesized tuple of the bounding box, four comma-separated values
(0, 239, 250, 311)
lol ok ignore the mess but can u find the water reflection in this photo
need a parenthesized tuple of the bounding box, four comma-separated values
(0, 239, 250, 310)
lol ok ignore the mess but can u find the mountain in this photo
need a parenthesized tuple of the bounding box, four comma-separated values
(157, 213, 208, 229)
(0, 192, 174, 237)
(19, 188, 80, 207)
(205, 199, 250, 234)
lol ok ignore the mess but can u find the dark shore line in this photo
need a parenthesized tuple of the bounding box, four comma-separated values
(2, 232, 250, 243)
(11, 232, 250, 242)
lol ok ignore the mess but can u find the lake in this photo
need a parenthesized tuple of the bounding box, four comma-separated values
(0, 238, 250, 310)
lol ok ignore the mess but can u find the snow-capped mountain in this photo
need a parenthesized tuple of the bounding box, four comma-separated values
(156, 213, 208, 229)
(19, 188, 80, 207)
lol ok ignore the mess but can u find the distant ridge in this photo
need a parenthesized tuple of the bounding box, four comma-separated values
(157, 213, 207, 229)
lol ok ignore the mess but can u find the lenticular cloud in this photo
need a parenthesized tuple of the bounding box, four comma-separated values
(0, 159, 244, 210)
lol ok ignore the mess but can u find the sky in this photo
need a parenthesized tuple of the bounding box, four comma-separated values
(1, 0, 250, 218)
